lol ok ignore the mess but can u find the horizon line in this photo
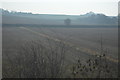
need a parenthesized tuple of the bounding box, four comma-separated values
(1, 8, 117, 16)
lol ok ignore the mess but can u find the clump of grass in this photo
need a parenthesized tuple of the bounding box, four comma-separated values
(71, 53, 113, 78)
(71, 35, 116, 78)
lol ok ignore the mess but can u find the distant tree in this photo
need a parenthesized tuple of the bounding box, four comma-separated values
(64, 18, 71, 25)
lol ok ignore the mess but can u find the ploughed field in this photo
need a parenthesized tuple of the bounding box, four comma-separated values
(2, 26, 118, 78)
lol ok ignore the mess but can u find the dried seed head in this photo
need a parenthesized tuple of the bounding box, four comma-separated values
(103, 54, 105, 57)
(90, 68, 92, 71)
(80, 69, 83, 71)
(93, 66, 95, 69)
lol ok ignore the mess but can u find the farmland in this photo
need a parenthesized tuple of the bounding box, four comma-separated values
(2, 26, 118, 78)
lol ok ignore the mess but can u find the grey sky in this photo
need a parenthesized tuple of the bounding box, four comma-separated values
(1, 0, 119, 16)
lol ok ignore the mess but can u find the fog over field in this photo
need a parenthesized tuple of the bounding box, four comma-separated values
(1, 9, 118, 25)
(1, 7, 118, 78)
(2, 26, 118, 78)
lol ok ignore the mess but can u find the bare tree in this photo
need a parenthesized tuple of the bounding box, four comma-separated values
(16, 39, 68, 78)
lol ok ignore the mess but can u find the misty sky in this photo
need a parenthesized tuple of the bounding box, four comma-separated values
(1, 0, 119, 16)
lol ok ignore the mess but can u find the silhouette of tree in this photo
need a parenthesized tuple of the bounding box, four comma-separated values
(64, 18, 71, 25)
